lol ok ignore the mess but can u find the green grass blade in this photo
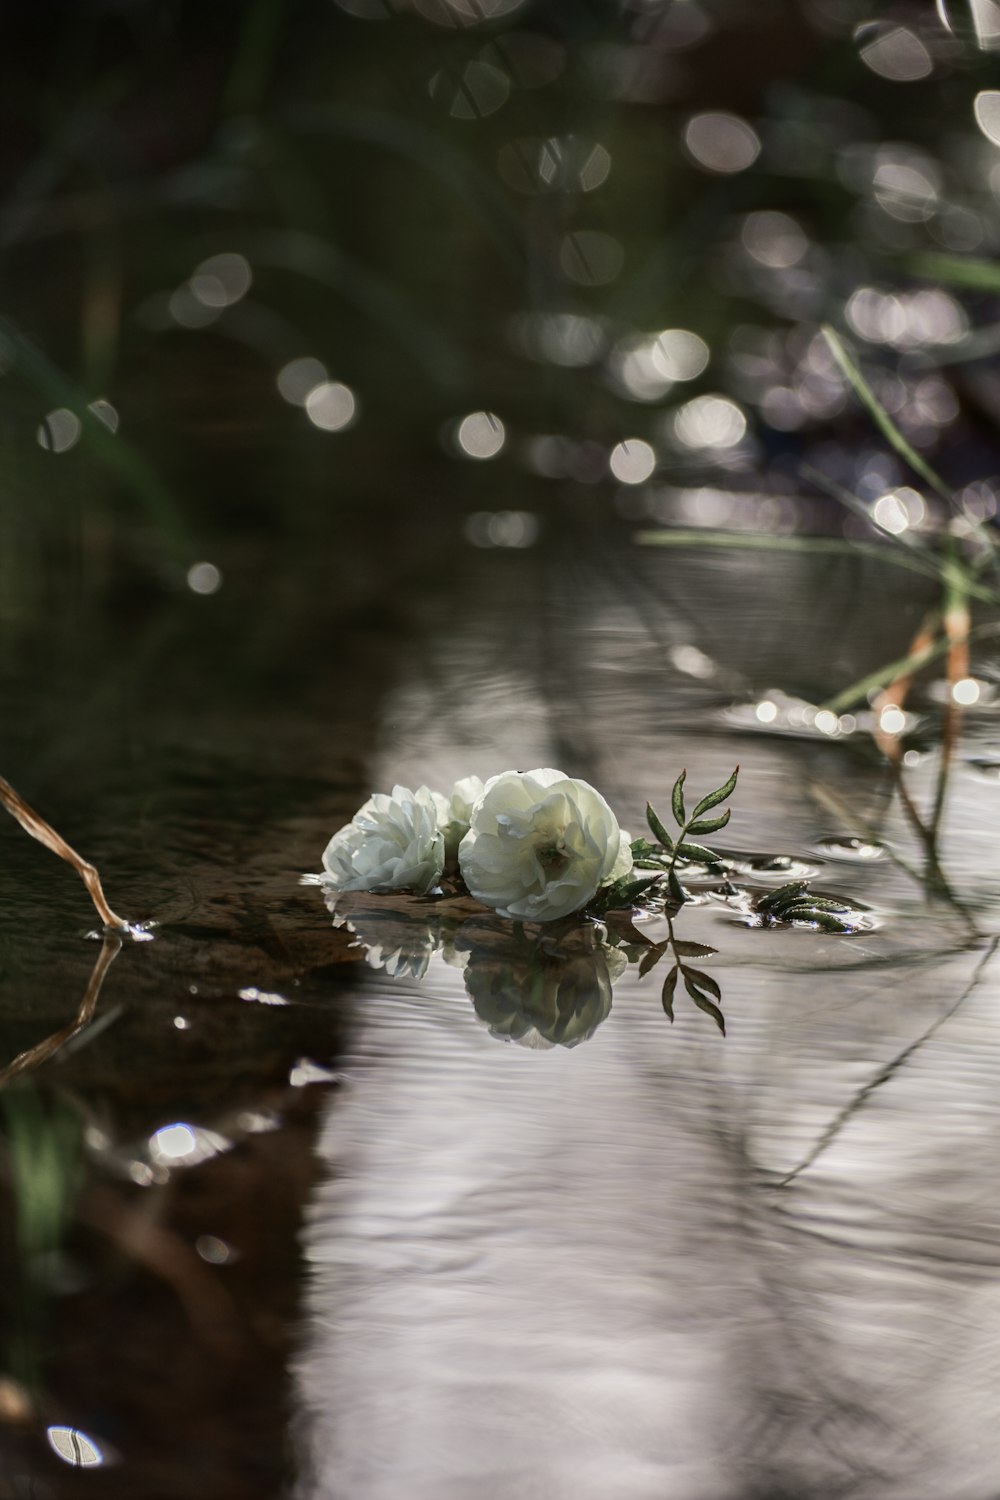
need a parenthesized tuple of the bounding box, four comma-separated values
(821, 324, 951, 503)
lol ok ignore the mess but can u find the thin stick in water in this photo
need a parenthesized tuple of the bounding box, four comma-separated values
(0, 775, 128, 930)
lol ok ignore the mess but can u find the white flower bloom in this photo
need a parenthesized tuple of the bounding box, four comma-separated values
(458, 768, 632, 922)
(321, 785, 445, 895)
(439, 774, 486, 863)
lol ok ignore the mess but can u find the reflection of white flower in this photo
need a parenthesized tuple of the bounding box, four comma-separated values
(458, 768, 632, 921)
(321, 785, 445, 894)
(439, 774, 486, 863)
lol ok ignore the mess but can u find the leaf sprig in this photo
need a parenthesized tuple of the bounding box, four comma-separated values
(753, 880, 862, 935)
(633, 765, 739, 909)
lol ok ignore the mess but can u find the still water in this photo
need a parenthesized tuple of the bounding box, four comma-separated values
(2, 534, 999, 1499)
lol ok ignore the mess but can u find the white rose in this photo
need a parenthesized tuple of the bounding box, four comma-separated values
(458, 768, 632, 922)
(439, 774, 485, 863)
(321, 785, 445, 895)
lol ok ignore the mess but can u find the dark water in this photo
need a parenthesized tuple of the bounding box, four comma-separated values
(2, 517, 1000, 1499)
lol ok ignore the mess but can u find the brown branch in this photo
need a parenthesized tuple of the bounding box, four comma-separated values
(0, 775, 128, 930)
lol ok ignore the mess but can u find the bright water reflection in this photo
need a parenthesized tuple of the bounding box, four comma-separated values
(292, 551, 1000, 1500)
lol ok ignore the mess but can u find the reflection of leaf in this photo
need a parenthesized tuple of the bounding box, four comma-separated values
(661, 965, 678, 1022)
(684, 980, 726, 1035)
(684, 967, 721, 1001)
(638, 941, 668, 978)
(672, 941, 717, 958)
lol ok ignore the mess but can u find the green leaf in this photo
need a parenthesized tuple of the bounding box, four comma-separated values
(691, 767, 739, 820)
(611, 875, 661, 909)
(661, 966, 678, 1021)
(645, 803, 674, 850)
(756, 881, 810, 915)
(683, 966, 721, 1000)
(639, 942, 668, 978)
(676, 841, 721, 864)
(687, 809, 731, 836)
(667, 869, 686, 907)
(671, 941, 718, 958)
(671, 771, 687, 828)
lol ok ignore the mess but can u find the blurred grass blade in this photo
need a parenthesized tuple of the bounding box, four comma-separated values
(0, 317, 189, 553)
(821, 324, 951, 503)
(246, 229, 469, 392)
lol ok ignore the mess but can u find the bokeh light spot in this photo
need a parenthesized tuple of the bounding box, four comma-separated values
(47, 1427, 105, 1468)
(974, 90, 1000, 146)
(684, 112, 760, 174)
(953, 677, 981, 705)
(609, 439, 656, 485)
(673, 394, 746, 450)
(278, 356, 328, 406)
(305, 381, 358, 432)
(456, 411, 506, 459)
(187, 562, 222, 595)
(857, 24, 933, 80)
(37, 409, 81, 453)
(651, 328, 710, 381)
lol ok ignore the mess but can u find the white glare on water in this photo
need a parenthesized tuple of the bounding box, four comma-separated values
(47, 1427, 105, 1468)
(953, 677, 982, 705)
(278, 357, 329, 406)
(37, 408, 81, 453)
(456, 411, 506, 459)
(305, 381, 358, 432)
(187, 562, 222, 595)
(609, 439, 656, 485)
(684, 112, 760, 174)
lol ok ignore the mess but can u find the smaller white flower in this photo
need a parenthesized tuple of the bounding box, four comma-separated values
(439, 774, 486, 863)
(321, 785, 445, 895)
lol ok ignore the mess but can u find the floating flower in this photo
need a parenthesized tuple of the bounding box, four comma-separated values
(458, 768, 632, 921)
(321, 785, 444, 895)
